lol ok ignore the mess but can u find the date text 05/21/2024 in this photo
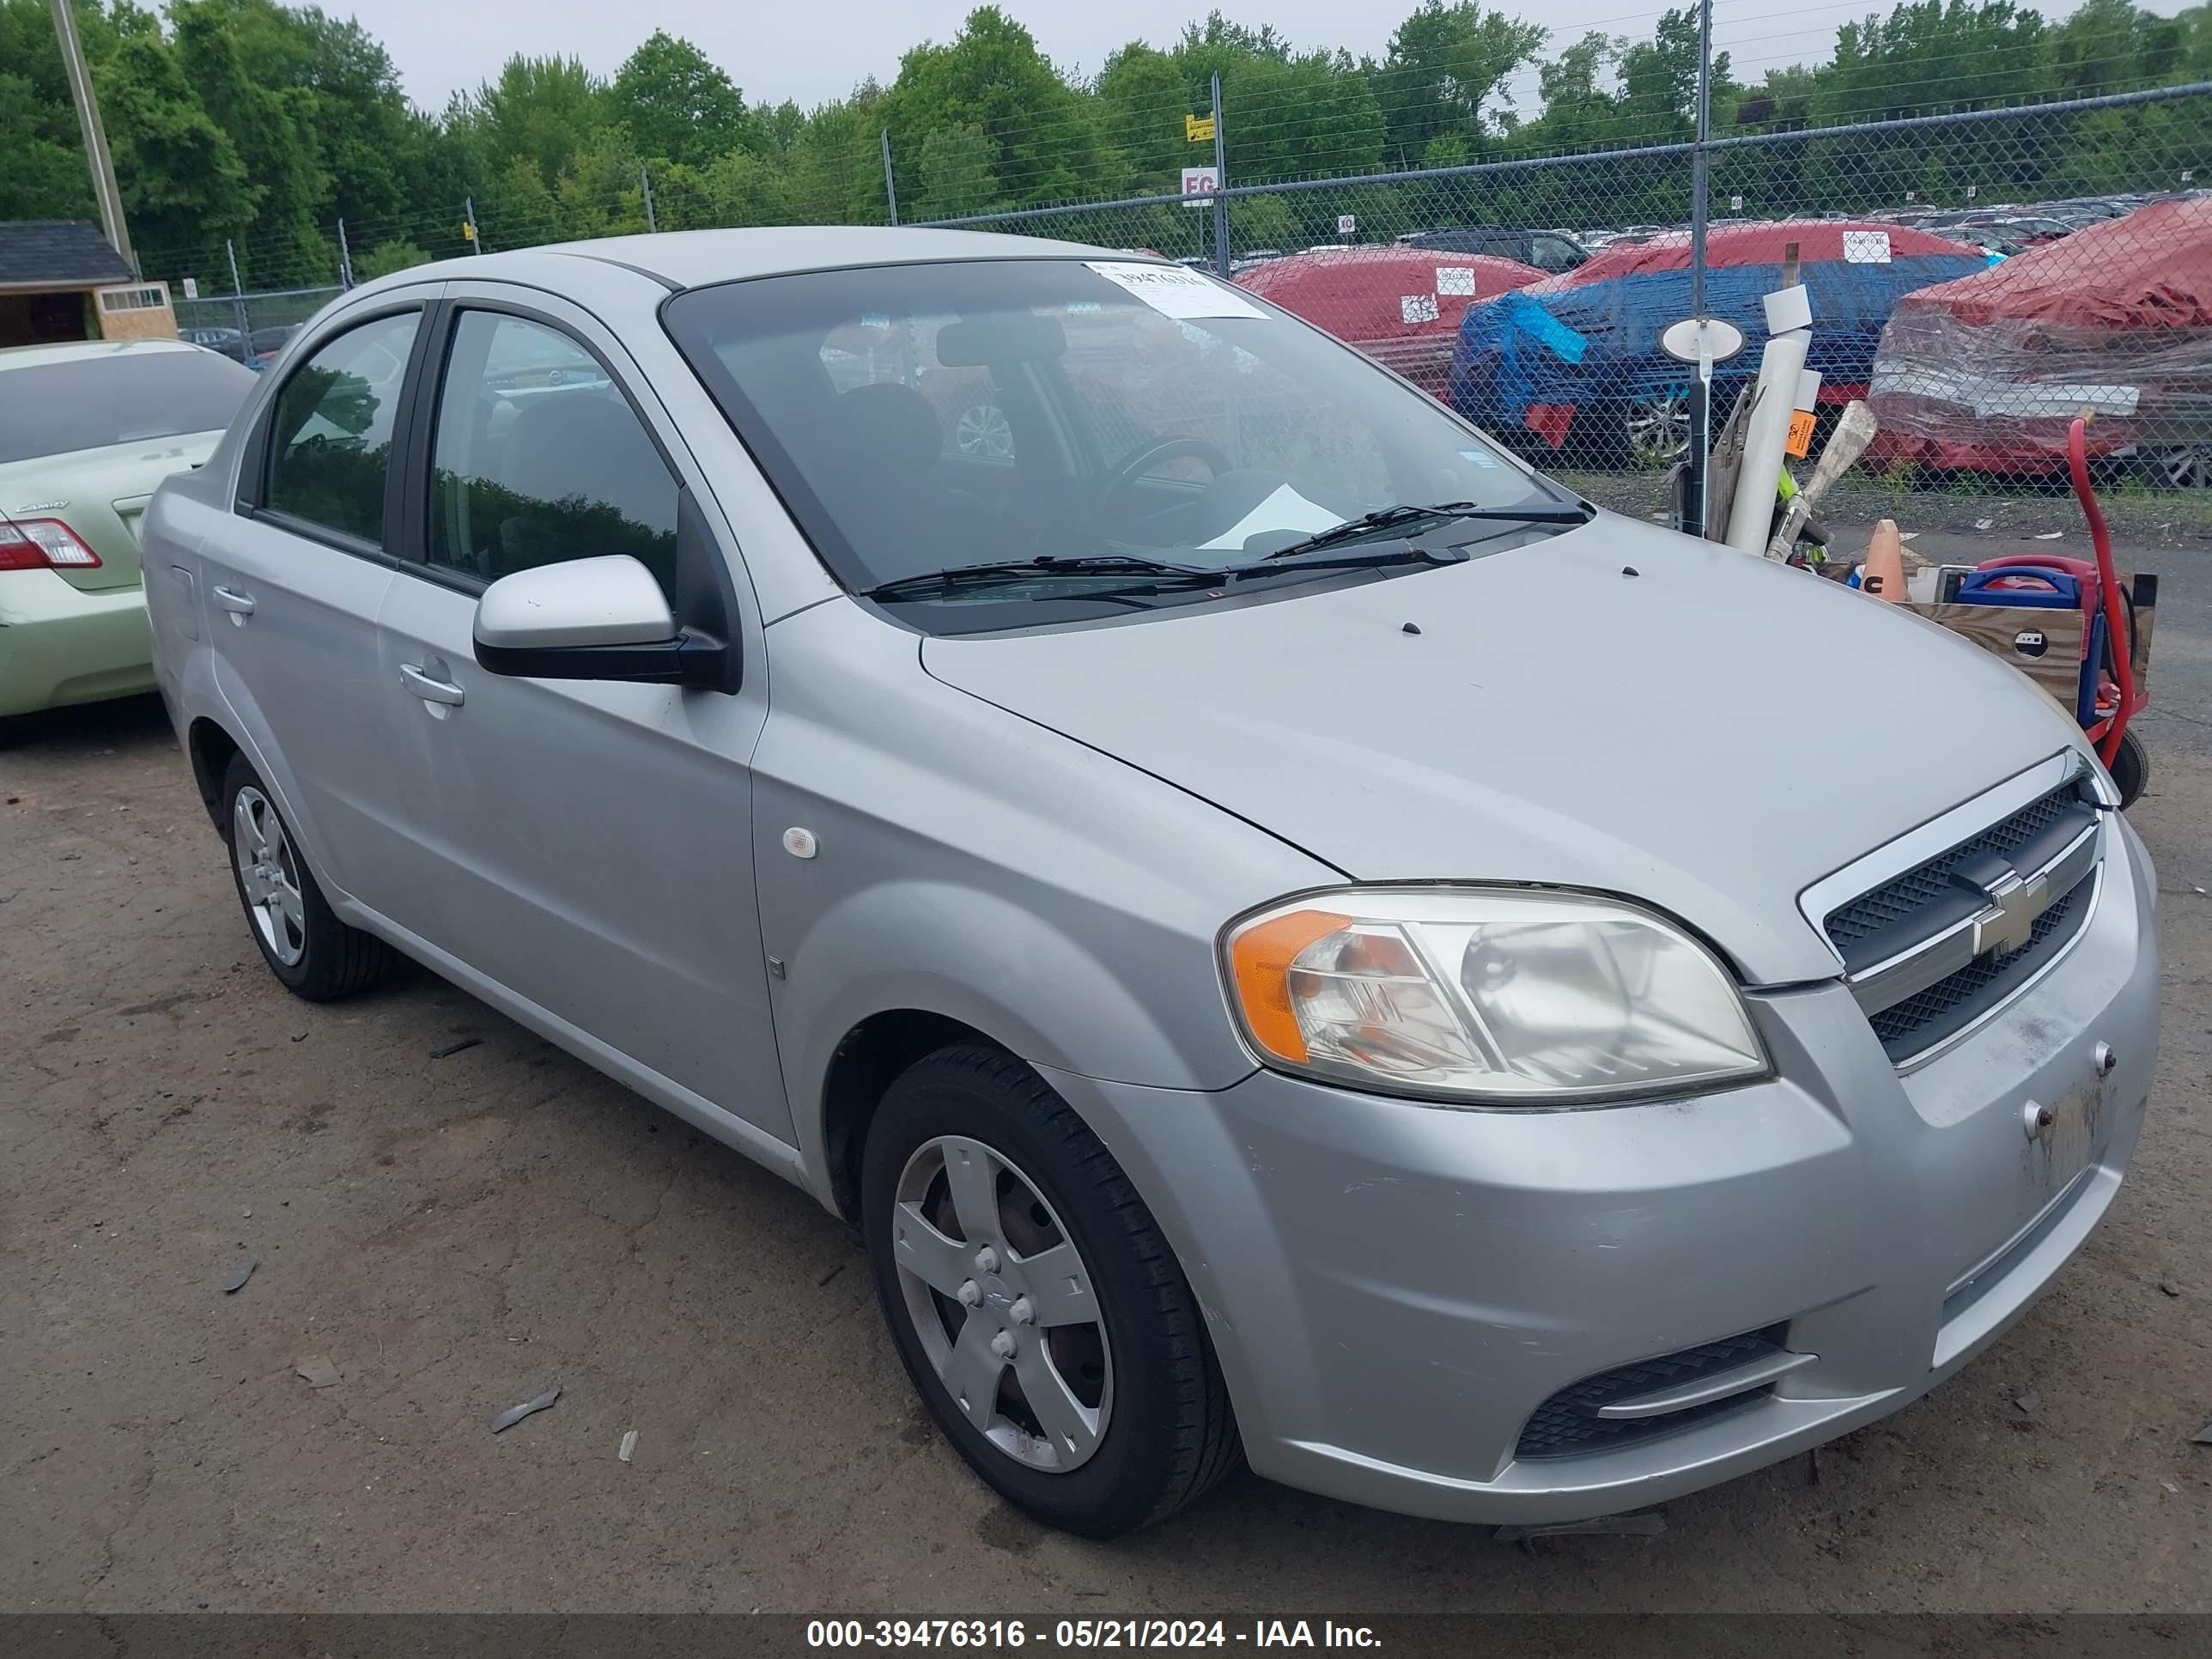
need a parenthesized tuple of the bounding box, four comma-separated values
(805, 1620, 1383, 1649)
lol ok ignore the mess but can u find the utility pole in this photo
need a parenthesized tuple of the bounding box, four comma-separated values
(641, 166, 657, 233)
(1684, 0, 1715, 537)
(881, 129, 899, 226)
(337, 217, 355, 289)
(47, 0, 134, 271)
(1209, 73, 1229, 280)
(465, 197, 483, 253)
(226, 238, 247, 342)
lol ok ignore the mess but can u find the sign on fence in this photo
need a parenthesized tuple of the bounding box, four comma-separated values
(181, 276, 198, 299)
(1185, 113, 1215, 143)
(1181, 167, 1218, 205)
(1337, 214, 1357, 235)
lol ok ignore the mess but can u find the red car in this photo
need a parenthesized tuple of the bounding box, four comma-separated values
(1868, 198, 2211, 486)
(1236, 246, 1545, 398)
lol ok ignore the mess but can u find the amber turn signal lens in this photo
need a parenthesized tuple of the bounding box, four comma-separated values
(1228, 908, 1350, 1064)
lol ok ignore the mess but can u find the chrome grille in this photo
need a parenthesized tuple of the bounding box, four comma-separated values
(1866, 877, 2093, 1056)
(1823, 781, 2084, 963)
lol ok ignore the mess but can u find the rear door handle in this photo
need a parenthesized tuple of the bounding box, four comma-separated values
(399, 662, 465, 707)
(211, 585, 256, 617)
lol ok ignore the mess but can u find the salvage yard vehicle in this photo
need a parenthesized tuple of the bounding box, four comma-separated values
(145, 227, 2158, 1537)
(2, 337, 254, 732)
(1450, 219, 1987, 468)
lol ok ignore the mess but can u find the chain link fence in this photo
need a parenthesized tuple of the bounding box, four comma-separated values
(127, 79, 2209, 543)
(915, 82, 2212, 543)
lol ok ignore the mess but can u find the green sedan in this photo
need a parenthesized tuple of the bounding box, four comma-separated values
(2, 338, 254, 731)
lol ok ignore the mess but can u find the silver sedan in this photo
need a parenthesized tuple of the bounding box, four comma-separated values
(143, 228, 2158, 1535)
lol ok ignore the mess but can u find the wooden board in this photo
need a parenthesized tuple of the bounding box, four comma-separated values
(1912, 601, 2087, 701)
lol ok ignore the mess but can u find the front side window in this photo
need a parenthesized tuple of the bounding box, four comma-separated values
(426, 312, 678, 594)
(665, 258, 1559, 631)
(264, 312, 419, 544)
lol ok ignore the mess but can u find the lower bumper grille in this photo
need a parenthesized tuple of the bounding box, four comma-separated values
(1515, 1323, 1792, 1460)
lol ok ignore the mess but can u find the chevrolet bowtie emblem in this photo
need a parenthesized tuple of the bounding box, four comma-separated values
(1972, 868, 2051, 958)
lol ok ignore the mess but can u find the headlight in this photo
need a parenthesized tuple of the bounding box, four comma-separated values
(1223, 887, 1769, 1105)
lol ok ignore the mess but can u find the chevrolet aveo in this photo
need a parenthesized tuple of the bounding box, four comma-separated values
(143, 227, 2159, 1537)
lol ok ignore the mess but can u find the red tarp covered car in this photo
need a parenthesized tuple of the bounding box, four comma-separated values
(1237, 246, 1545, 398)
(1868, 197, 2212, 484)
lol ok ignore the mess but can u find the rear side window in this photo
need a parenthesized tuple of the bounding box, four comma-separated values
(264, 313, 420, 545)
(0, 350, 252, 465)
(424, 311, 678, 594)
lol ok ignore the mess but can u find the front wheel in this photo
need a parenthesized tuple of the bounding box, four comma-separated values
(221, 752, 393, 1000)
(861, 1043, 1238, 1535)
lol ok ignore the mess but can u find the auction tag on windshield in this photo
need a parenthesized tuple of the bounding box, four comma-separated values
(1085, 261, 1263, 320)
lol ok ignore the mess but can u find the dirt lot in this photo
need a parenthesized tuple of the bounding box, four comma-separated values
(3, 536, 2209, 1617)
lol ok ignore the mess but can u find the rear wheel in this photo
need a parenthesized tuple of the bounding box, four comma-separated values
(221, 753, 393, 1000)
(862, 1043, 1238, 1536)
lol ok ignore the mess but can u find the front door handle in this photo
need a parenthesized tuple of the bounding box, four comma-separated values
(399, 662, 465, 707)
(211, 585, 256, 618)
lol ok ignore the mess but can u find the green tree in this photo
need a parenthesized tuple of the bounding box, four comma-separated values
(356, 236, 428, 277)
(609, 31, 757, 167)
(912, 121, 1002, 219)
(883, 8, 1105, 207)
(448, 55, 608, 185)
(97, 28, 258, 252)
(1372, 1, 1548, 169)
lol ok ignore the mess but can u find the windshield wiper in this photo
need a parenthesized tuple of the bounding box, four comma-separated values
(1256, 498, 1594, 563)
(863, 553, 1216, 602)
(1227, 544, 1471, 580)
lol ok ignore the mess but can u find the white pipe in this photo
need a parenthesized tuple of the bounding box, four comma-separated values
(1724, 329, 1811, 556)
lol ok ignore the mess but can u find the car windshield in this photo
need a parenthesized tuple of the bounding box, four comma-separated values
(0, 350, 254, 465)
(664, 258, 1560, 612)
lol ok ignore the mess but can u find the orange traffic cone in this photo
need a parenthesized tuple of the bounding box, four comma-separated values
(1859, 520, 1908, 603)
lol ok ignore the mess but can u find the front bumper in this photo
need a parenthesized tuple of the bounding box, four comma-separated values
(1048, 812, 2158, 1523)
(0, 570, 153, 717)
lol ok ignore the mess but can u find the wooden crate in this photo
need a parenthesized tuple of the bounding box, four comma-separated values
(1911, 581, 2154, 704)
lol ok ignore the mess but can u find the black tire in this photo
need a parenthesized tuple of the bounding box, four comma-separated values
(219, 752, 393, 1000)
(2108, 726, 2149, 809)
(861, 1043, 1239, 1536)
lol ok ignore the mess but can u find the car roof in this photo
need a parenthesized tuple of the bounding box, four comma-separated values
(351, 225, 1123, 300)
(0, 337, 204, 373)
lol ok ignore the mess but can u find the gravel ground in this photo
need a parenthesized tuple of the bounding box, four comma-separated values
(3, 540, 2208, 1616)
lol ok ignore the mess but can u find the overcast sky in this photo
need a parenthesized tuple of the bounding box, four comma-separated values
(364, 0, 2189, 118)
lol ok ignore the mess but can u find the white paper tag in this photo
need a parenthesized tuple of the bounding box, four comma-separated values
(1843, 230, 1892, 264)
(1401, 293, 1441, 325)
(1435, 266, 1476, 296)
(1198, 484, 1345, 550)
(1085, 261, 1263, 319)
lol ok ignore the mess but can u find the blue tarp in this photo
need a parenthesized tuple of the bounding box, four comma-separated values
(1449, 252, 1986, 447)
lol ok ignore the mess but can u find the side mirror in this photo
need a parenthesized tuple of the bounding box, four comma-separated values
(472, 554, 726, 687)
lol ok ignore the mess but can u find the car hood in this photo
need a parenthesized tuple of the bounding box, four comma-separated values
(921, 514, 2093, 985)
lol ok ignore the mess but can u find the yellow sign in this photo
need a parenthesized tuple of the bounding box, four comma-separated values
(461, 221, 477, 241)
(1784, 408, 1817, 459)
(1185, 113, 1215, 143)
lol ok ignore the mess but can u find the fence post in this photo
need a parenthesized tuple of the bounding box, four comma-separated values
(225, 237, 248, 343)
(1678, 0, 1716, 538)
(337, 217, 355, 289)
(465, 197, 483, 253)
(881, 129, 900, 226)
(1210, 73, 1230, 279)
(641, 166, 658, 233)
